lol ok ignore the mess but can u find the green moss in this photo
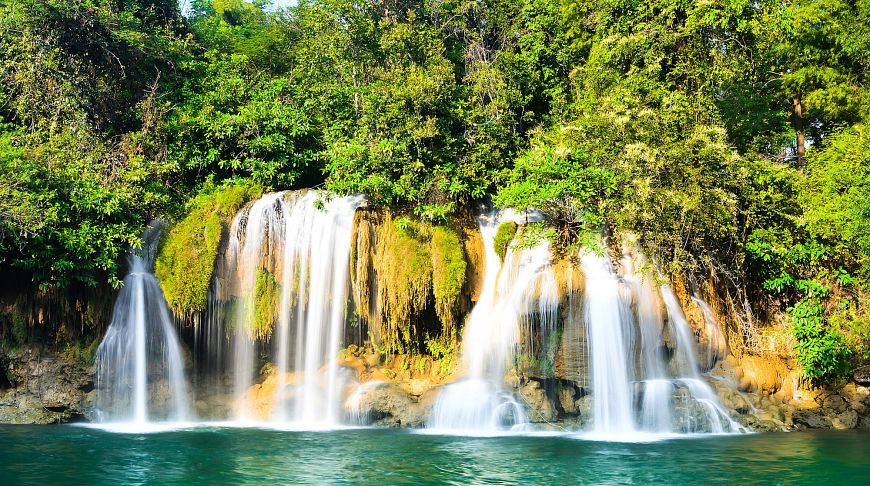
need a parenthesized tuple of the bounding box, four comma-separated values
(430, 226, 466, 333)
(372, 215, 433, 354)
(493, 221, 518, 261)
(155, 183, 262, 316)
(251, 268, 280, 340)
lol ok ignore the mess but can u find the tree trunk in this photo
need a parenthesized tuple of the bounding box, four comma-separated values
(791, 95, 806, 165)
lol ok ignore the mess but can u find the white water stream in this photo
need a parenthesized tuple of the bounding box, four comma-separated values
(95, 224, 190, 424)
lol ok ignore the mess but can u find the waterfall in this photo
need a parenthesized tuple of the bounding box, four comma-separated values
(427, 209, 558, 432)
(577, 241, 743, 436)
(622, 249, 672, 433)
(692, 296, 727, 371)
(95, 224, 191, 424)
(660, 286, 742, 433)
(212, 191, 363, 425)
(581, 251, 635, 435)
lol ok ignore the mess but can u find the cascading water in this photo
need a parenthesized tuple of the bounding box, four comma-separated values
(95, 224, 191, 424)
(581, 251, 636, 435)
(692, 296, 728, 371)
(660, 286, 742, 433)
(621, 248, 672, 433)
(577, 241, 743, 436)
(427, 210, 559, 432)
(213, 191, 363, 425)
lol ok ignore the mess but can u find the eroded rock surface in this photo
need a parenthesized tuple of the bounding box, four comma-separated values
(0, 348, 93, 424)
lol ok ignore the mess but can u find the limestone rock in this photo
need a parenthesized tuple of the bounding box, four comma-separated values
(0, 348, 93, 424)
(518, 379, 557, 423)
(356, 383, 433, 427)
(832, 409, 858, 429)
(793, 409, 832, 429)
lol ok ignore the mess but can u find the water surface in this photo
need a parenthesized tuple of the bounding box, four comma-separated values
(1, 426, 868, 484)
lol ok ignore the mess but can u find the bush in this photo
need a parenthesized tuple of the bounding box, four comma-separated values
(790, 299, 853, 384)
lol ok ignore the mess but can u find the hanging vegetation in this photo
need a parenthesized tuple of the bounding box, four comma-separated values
(250, 268, 280, 341)
(430, 226, 467, 335)
(155, 183, 261, 317)
(493, 222, 518, 261)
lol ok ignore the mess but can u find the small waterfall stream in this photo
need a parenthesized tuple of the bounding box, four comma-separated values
(576, 241, 742, 436)
(427, 210, 559, 432)
(213, 191, 363, 425)
(95, 224, 191, 424)
(581, 251, 635, 435)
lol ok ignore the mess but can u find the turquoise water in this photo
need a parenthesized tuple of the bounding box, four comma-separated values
(1, 426, 868, 484)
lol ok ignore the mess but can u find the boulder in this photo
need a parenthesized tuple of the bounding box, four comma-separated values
(832, 409, 859, 430)
(357, 383, 433, 427)
(792, 409, 832, 429)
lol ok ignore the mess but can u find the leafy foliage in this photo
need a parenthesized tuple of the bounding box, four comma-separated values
(790, 299, 852, 384)
(2, 0, 870, 382)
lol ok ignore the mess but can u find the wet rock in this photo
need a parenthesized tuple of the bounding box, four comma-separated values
(558, 385, 577, 415)
(359, 383, 433, 427)
(854, 367, 870, 386)
(518, 380, 557, 423)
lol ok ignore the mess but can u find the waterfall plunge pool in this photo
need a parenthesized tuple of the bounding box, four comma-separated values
(1, 426, 868, 484)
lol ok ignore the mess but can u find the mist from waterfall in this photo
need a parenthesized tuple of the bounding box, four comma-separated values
(95, 224, 191, 424)
(427, 209, 559, 432)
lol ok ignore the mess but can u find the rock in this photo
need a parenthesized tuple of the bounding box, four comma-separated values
(518, 380, 557, 423)
(823, 393, 847, 413)
(841, 383, 870, 413)
(558, 385, 577, 414)
(0, 348, 92, 424)
(854, 367, 870, 386)
(832, 409, 859, 429)
(573, 394, 593, 427)
(793, 409, 832, 429)
(358, 383, 432, 427)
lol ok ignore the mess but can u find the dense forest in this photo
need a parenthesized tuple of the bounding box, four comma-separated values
(1, 0, 868, 385)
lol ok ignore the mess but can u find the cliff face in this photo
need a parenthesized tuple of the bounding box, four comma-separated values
(0, 347, 94, 424)
(1, 206, 869, 430)
(0, 271, 107, 424)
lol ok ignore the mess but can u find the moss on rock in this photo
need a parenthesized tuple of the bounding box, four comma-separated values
(251, 268, 280, 340)
(372, 215, 433, 353)
(430, 226, 466, 334)
(493, 221, 518, 261)
(155, 183, 261, 316)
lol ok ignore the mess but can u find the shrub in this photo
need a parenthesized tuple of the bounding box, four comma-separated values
(791, 299, 853, 384)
